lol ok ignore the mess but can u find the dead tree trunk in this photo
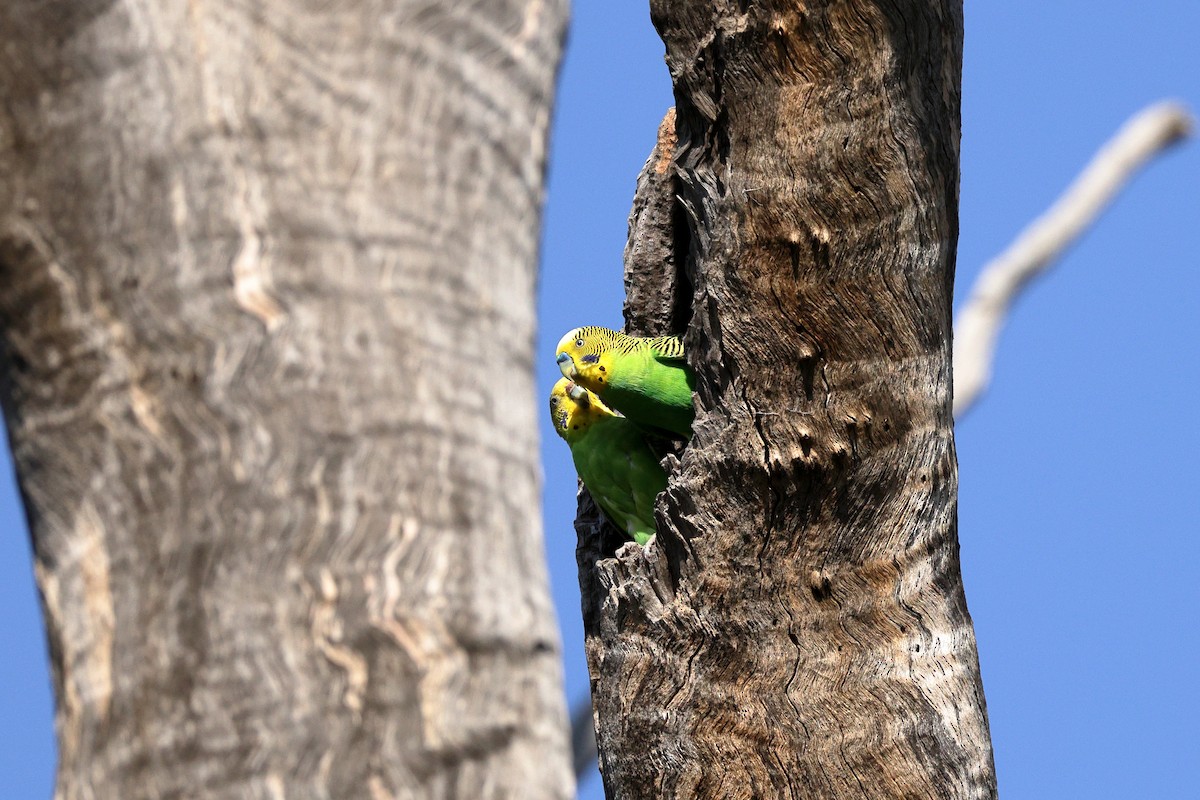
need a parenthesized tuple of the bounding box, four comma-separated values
(580, 2, 997, 797)
(0, 1, 571, 798)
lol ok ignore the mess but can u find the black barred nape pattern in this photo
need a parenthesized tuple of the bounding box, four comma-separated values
(575, 326, 622, 358)
(644, 334, 684, 358)
(579, 326, 683, 358)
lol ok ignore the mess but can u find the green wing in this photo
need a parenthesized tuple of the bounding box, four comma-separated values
(570, 415, 668, 545)
(623, 438, 670, 545)
(604, 344, 696, 438)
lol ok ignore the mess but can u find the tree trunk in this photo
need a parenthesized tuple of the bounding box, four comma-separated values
(581, 2, 997, 798)
(0, 1, 571, 798)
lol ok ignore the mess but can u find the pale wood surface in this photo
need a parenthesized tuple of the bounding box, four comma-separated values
(0, 1, 572, 797)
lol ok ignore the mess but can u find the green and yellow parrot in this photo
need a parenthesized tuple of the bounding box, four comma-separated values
(549, 377, 667, 545)
(555, 326, 695, 437)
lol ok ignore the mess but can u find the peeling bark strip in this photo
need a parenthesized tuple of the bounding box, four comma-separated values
(581, 2, 997, 798)
(0, 1, 571, 798)
(622, 107, 691, 339)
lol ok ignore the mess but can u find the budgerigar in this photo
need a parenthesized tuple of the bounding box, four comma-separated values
(549, 378, 667, 545)
(555, 326, 695, 437)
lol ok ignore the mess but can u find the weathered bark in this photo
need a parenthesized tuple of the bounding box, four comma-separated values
(581, 2, 996, 798)
(0, 1, 571, 798)
(621, 108, 690, 340)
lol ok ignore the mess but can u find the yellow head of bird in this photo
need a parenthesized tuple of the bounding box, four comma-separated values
(555, 326, 617, 391)
(548, 377, 612, 441)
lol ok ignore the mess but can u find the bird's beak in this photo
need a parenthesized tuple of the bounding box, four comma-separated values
(567, 383, 590, 406)
(556, 352, 577, 380)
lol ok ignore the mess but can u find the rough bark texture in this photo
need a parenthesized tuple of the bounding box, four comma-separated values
(580, 2, 997, 798)
(621, 108, 690, 340)
(0, 1, 571, 798)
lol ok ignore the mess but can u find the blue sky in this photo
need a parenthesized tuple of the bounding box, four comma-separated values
(3, 2, 1198, 797)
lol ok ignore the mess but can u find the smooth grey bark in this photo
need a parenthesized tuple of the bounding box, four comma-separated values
(0, 1, 572, 798)
(579, 2, 997, 798)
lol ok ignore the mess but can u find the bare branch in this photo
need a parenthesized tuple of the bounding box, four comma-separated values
(953, 102, 1193, 418)
(569, 696, 598, 780)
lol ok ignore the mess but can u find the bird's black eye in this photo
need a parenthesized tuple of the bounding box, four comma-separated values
(550, 397, 558, 406)
(575, 338, 584, 347)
